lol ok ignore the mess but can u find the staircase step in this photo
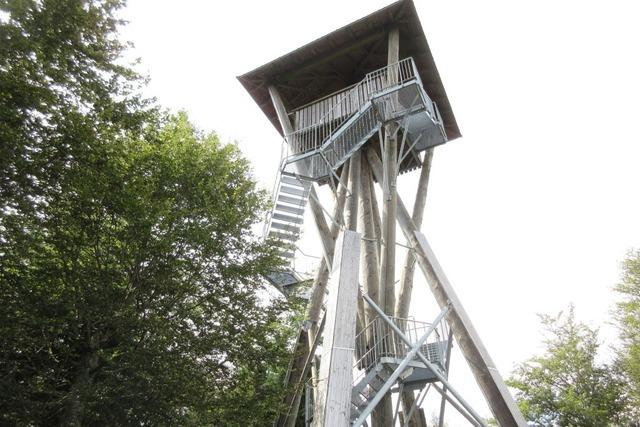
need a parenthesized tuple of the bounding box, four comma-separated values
(275, 204, 305, 216)
(277, 250, 296, 259)
(272, 212, 304, 224)
(269, 231, 297, 242)
(264, 169, 311, 277)
(270, 221, 300, 234)
(277, 194, 307, 206)
(281, 175, 311, 188)
(280, 185, 309, 197)
(351, 393, 367, 409)
(368, 375, 387, 392)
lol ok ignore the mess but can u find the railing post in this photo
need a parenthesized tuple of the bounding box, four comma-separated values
(411, 57, 424, 88)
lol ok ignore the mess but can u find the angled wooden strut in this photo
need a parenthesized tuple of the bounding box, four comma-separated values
(365, 146, 526, 427)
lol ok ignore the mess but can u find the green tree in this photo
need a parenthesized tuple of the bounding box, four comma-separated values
(507, 306, 624, 427)
(614, 249, 640, 421)
(1, 110, 293, 425)
(1, 1, 293, 425)
(1, 0, 149, 217)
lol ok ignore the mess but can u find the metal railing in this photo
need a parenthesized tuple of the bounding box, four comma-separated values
(353, 315, 448, 386)
(289, 82, 358, 130)
(287, 57, 420, 155)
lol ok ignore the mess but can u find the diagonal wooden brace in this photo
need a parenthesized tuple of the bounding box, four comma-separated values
(364, 147, 526, 427)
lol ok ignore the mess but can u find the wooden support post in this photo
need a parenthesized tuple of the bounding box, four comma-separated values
(365, 146, 527, 427)
(380, 25, 400, 317)
(358, 154, 380, 325)
(372, 26, 401, 427)
(387, 27, 400, 75)
(397, 149, 433, 427)
(396, 148, 433, 318)
(368, 168, 382, 259)
(312, 230, 361, 427)
(268, 85, 294, 136)
(346, 152, 360, 232)
(380, 124, 398, 316)
(345, 153, 366, 339)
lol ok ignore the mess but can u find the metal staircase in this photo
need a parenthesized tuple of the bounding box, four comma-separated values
(350, 315, 449, 424)
(350, 363, 396, 420)
(282, 57, 448, 182)
(263, 173, 311, 290)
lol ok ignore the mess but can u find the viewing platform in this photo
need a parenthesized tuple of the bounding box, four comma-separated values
(281, 57, 447, 182)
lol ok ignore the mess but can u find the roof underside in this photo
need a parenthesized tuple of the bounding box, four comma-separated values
(237, 0, 460, 142)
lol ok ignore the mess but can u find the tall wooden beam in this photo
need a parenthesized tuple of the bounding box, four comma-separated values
(345, 152, 361, 232)
(372, 26, 401, 427)
(396, 148, 433, 319)
(379, 24, 399, 316)
(312, 230, 361, 427)
(380, 26, 400, 317)
(268, 85, 294, 136)
(365, 147, 527, 427)
(387, 26, 400, 70)
(380, 124, 398, 317)
(397, 149, 433, 427)
(345, 152, 366, 338)
(358, 154, 380, 327)
(368, 168, 382, 259)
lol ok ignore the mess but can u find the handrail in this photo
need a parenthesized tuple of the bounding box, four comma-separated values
(289, 81, 359, 115)
(286, 57, 419, 155)
(353, 314, 448, 388)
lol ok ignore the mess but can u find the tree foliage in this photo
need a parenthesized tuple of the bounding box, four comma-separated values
(507, 306, 625, 427)
(614, 249, 640, 421)
(1, 1, 293, 425)
(1, 0, 149, 217)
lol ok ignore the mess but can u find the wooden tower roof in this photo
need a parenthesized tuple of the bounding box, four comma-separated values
(237, 0, 460, 142)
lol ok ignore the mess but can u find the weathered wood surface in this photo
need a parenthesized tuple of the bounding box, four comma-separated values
(313, 230, 361, 427)
(358, 155, 380, 328)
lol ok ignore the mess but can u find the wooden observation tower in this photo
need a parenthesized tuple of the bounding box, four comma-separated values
(238, 1, 526, 426)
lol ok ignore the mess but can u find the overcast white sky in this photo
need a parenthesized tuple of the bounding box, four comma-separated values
(121, 0, 640, 423)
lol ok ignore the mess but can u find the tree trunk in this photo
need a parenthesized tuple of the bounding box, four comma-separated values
(62, 345, 99, 426)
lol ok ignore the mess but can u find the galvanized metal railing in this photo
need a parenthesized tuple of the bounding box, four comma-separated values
(287, 58, 419, 155)
(289, 82, 358, 131)
(353, 315, 448, 387)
